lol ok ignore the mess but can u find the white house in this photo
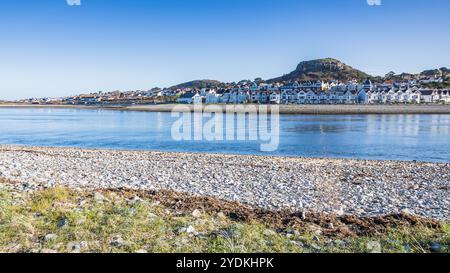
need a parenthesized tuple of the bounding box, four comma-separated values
(205, 90, 220, 104)
(269, 92, 281, 104)
(439, 90, 450, 103)
(177, 92, 196, 104)
(357, 89, 368, 104)
(228, 91, 249, 104)
(259, 92, 269, 104)
(193, 93, 203, 104)
(177, 92, 203, 104)
(419, 90, 434, 103)
(297, 91, 306, 104)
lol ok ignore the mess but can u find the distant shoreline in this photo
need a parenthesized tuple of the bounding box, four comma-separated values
(1, 103, 450, 115)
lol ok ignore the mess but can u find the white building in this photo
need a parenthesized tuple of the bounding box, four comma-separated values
(205, 90, 220, 104)
(177, 92, 202, 104)
(269, 92, 281, 104)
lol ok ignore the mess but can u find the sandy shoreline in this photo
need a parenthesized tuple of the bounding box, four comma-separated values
(0, 145, 448, 220)
(1, 103, 450, 115)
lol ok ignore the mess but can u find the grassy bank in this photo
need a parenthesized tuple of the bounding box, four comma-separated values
(0, 185, 448, 253)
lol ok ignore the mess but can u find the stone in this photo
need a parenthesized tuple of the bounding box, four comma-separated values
(41, 249, 58, 254)
(335, 207, 345, 216)
(67, 242, 81, 253)
(263, 229, 277, 236)
(430, 243, 442, 253)
(400, 208, 412, 215)
(192, 209, 202, 218)
(57, 218, 69, 228)
(44, 234, 58, 242)
(310, 243, 321, 251)
(128, 196, 142, 205)
(179, 226, 196, 235)
(300, 211, 306, 220)
(290, 241, 304, 247)
(186, 226, 196, 234)
(80, 241, 89, 249)
(217, 212, 227, 219)
(8, 244, 22, 253)
(335, 240, 346, 248)
(94, 192, 106, 202)
(111, 236, 126, 248)
(366, 241, 382, 253)
(76, 218, 86, 225)
(403, 244, 412, 253)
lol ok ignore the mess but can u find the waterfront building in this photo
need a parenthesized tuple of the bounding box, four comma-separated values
(177, 92, 197, 104)
(205, 90, 220, 104)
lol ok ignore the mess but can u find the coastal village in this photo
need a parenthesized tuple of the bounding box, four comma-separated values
(13, 79, 450, 106)
(6, 59, 450, 106)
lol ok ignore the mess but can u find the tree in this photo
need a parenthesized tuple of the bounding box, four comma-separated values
(385, 71, 396, 78)
(254, 77, 264, 84)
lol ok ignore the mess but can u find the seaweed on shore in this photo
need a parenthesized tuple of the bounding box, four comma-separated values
(108, 188, 442, 239)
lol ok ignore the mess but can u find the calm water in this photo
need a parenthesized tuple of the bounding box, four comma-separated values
(0, 108, 449, 163)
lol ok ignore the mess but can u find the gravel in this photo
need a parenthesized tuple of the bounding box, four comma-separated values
(0, 145, 448, 220)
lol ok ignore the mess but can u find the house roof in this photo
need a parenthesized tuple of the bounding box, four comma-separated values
(179, 92, 196, 99)
(419, 90, 434, 95)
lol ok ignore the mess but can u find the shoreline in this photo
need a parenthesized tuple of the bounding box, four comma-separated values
(1, 143, 446, 164)
(1, 103, 450, 115)
(1, 145, 448, 221)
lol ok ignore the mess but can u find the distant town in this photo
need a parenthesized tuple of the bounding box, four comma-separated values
(4, 59, 450, 106)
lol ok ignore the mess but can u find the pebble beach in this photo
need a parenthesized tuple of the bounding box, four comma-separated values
(0, 145, 448, 220)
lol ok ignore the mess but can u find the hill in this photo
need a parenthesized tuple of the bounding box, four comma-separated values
(384, 67, 450, 88)
(267, 58, 372, 83)
(170, 79, 223, 90)
(167, 60, 448, 89)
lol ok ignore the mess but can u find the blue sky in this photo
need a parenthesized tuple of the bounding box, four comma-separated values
(0, 0, 449, 99)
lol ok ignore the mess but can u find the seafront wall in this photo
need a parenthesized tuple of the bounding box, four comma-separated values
(1, 104, 450, 115)
(125, 104, 450, 115)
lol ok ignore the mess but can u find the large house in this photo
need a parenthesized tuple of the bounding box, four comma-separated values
(365, 88, 450, 104)
(177, 92, 203, 104)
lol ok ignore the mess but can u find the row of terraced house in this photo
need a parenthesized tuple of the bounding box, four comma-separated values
(178, 80, 450, 105)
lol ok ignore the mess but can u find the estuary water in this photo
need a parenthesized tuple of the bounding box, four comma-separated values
(0, 107, 449, 162)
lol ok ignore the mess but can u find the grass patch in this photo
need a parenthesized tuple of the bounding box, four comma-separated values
(0, 186, 448, 253)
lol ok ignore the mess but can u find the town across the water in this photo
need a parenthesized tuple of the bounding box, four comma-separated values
(11, 79, 450, 106)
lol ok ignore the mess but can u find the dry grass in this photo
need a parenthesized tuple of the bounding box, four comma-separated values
(0, 186, 448, 253)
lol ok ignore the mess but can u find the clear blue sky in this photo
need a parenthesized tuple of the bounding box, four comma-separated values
(0, 0, 449, 99)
